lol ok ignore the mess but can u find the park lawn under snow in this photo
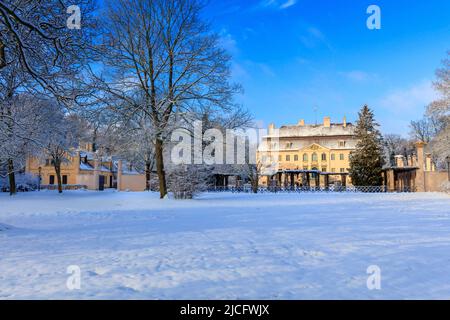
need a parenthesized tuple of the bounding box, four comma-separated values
(1, 190, 450, 300)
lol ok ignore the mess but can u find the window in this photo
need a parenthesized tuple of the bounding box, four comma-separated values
(321, 153, 327, 161)
(340, 168, 345, 173)
(294, 155, 299, 161)
(278, 155, 282, 161)
(331, 154, 335, 161)
(62, 175, 68, 185)
(286, 155, 291, 162)
(322, 167, 327, 172)
(49, 175, 55, 185)
(303, 154, 308, 162)
(340, 154, 345, 161)
(312, 153, 318, 162)
(303, 166, 308, 170)
(339, 141, 346, 147)
(331, 168, 336, 173)
(286, 142, 293, 149)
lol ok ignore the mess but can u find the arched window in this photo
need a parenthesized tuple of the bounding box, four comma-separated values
(303, 154, 308, 162)
(321, 153, 327, 161)
(312, 153, 318, 162)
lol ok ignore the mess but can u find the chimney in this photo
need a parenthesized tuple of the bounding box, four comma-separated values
(415, 141, 427, 192)
(343, 116, 347, 128)
(298, 119, 305, 126)
(425, 153, 432, 172)
(323, 117, 331, 128)
(268, 123, 276, 135)
(395, 155, 404, 168)
(415, 141, 426, 171)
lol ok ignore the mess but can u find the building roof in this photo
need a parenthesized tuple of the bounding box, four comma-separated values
(266, 123, 355, 139)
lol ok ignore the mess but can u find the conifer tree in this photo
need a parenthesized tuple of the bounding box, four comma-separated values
(349, 105, 384, 186)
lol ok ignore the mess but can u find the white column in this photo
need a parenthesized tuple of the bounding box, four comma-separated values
(117, 160, 123, 191)
(93, 158, 100, 191)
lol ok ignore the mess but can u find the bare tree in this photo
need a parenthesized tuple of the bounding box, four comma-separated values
(100, 0, 242, 199)
(0, 0, 97, 97)
(427, 51, 450, 165)
(410, 117, 434, 143)
(36, 101, 81, 193)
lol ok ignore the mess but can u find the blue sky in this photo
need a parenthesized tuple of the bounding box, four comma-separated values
(203, 0, 450, 136)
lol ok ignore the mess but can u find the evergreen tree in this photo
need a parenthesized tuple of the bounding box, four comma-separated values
(349, 105, 384, 186)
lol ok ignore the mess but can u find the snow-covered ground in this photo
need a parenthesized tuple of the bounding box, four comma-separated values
(1, 190, 450, 300)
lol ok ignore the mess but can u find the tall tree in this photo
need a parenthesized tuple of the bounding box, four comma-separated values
(36, 101, 80, 193)
(349, 105, 384, 186)
(427, 51, 450, 165)
(0, 0, 97, 96)
(0, 0, 97, 194)
(100, 0, 241, 199)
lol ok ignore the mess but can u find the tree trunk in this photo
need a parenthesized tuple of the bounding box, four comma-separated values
(8, 159, 16, 196)
(145, 161, 151, 191)
(0, 39, 5, 69)
(251, 176, 259, 194)
(54, 161, 63, 194)
(155, 138, 167, 198)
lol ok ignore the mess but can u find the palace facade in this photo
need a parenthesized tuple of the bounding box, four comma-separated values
(257, 116, 357, 187)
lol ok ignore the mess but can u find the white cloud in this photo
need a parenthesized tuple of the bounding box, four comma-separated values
(299, 27, 334, 52)
(338, 70, 375, 82)
(259, 0, 297, 10)
(218, 29, 239, 56)
(379, 80, 437, 114)
(279, 0, 297, 9)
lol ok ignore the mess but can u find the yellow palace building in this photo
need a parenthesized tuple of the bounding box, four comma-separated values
(257, 116, 357, 187)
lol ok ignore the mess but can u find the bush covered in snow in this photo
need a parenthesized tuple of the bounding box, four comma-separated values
(167, 164, 211, 199)
(0, 173, 39, 192)
(441, 181, 450, 194)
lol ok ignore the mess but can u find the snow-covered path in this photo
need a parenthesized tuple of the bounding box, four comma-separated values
(1, 191, 450, 299)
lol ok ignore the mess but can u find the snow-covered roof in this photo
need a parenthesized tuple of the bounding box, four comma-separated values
(79, 162, 113, 173)
(111, 160, 142, 175)
(266, 123, 356, 139)
(79, 162, 94, 171)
